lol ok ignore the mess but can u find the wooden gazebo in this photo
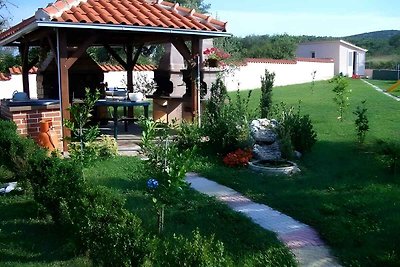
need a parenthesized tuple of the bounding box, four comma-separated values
(0, 0, 229, 151)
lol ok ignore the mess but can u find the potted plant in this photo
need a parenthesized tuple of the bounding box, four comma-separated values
(203, 47, 230, 67)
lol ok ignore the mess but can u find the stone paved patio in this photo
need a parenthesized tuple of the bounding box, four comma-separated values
(186, 173, 342, 267)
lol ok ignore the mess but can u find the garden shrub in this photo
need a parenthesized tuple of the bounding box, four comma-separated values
(330, 75, 351, 121)
(353, 100, 369, 144)
(271, 102, 317, 154)
(0, 119, 46, 182)
(202, 78, 254, 154)
(141, 119, 196, 232)
(29, 156, 85, 223)
(64, 88, 100, 166)
(29, 155, 148, 266)
(62, 186, 148, 267)
(154, 229, 232, 267)
(260, 69, 275, 118)
(68, 135, 118, 165)
(175, 120, 203, 150)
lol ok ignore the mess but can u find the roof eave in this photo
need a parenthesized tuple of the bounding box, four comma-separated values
(0, 21, 231, 46)
(0, 21, 39, 46)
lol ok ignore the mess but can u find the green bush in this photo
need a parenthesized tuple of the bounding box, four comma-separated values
(62, 186, 147, 267)
(271, 103, 317, 153)
(202, 78, 253, 154)
(29, 156, 85, 223)
(353, 100, 369, 144)
(154, 229, 231, 267)
(68, 135, 118, 165)
(28, 155, 148, 266)
(260, 69, 275, 118)
(0, 119, 45, 181)
(175, 120, 203, 150)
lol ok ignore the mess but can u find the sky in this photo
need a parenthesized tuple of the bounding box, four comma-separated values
(1, 0, 399, 37)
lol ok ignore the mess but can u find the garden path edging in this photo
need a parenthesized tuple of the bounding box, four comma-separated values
(186, 173, 341, 267)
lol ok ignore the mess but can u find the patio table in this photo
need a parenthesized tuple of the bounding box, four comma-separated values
(95, 99, 150, 139)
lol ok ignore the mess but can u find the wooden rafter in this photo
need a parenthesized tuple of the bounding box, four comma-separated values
(64, 35, 97, 69)
(103, 44, 128, 69)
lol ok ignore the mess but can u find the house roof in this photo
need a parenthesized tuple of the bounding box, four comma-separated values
(245, 57, 334, 65)
(100, 64, 157, 72)
(0, 0, 229, 46)
(9, 66, 39, 75)
(298, 39, 368, 52)
(0, 72, 11, 81)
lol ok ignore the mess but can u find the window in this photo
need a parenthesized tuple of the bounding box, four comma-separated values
(311, 51, 316, 58)
(348, 52, 353, 66)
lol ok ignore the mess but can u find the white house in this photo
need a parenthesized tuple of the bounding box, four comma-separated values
(296, 40, 367, 76)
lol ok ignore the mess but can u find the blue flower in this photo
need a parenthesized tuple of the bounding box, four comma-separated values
(147, 178, 159, 189)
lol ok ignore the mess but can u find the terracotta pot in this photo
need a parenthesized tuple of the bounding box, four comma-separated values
(37, 120, 59, 153)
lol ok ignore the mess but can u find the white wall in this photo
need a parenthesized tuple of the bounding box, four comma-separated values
(338, 45, 366, 76)
(296, 43, 339, 74)
(0, 74, 37, 99)
(223, 59, 334, 91)
(103, 71, 154, 88)
(0, 71, 155, 100)
(297, 41, 366, 76)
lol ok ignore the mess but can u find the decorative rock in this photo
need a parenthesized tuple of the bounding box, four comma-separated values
(294, 150, 302, 159)
(253, 143, 281, 161)
(250, 119, 278, 144)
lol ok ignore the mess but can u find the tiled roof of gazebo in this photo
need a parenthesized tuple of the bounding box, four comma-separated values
(0, 0, 228, 43)
(100, 64, 157, 72)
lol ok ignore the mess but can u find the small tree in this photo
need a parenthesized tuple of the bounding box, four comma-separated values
(260, 69, 275, 118)
(64, 88, 100, 163)
(330, 75, 350, 121)
(353, 100, 369, 144)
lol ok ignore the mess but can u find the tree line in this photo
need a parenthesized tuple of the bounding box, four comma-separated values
(0, 0, 399, 73)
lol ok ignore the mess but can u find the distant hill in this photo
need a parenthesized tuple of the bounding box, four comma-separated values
(344, 30, 400, 40)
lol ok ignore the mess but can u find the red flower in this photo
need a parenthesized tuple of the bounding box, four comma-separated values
(223, 148, 253, 167)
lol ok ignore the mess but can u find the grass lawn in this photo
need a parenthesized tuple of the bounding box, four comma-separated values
(84, 157, 294, 266)
(0, 156, 295, 266)
(0, 194, 90, 266)
(194, 79, 400, 266)
(366, 79, 400, 97)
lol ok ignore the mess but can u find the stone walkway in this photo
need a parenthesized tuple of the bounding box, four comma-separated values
(186, 173, 341, 267)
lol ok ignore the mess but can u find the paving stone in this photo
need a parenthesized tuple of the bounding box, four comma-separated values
(235, 203, 308, 235)
(217, 193, 253, 209)
(279, 227, 325, 248)
(186, 176, 237, 197)
(292, 246, 341, 267)
(185, 173, 342, 267)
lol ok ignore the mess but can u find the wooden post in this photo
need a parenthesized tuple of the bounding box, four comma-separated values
(126, 44, 134, 93)
(19, 43, 30, 98)
(58, 30, 71, 152)
(191, 37, 201, 121)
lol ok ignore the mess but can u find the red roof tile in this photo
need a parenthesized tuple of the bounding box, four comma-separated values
(244, 57, 334, 65)
(0, 72, 11, 81)
(246, 58, 297, 65)
(100, 64, 157, 72)
(8, 66, 38, 75)
(296, 57, 334, 63)
(0, 0, 227, 42)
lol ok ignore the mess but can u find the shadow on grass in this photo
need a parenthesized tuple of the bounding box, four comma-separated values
(0, 195, 78, 265)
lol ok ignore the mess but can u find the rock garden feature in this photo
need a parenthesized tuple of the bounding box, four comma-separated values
(249, 119, 300, 175)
